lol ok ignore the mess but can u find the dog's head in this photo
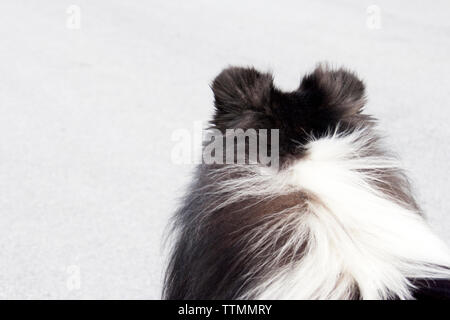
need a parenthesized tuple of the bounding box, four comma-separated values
(210, 65, 371, 159)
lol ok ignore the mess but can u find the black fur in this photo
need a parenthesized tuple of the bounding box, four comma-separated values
(210, 65, 371, 160)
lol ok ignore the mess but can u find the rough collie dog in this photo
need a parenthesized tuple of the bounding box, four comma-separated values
(164, 65, 450, 299)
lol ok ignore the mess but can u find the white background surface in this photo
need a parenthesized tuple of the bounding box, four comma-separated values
(0, 0, 449, 299)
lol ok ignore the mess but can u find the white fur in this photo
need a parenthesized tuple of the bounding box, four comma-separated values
(219, 128, 450, 300)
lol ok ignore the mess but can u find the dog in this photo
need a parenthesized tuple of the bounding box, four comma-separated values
(163, 65, 450, 299)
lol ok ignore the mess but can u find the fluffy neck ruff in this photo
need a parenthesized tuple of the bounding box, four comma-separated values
(229, 128, 450, 299)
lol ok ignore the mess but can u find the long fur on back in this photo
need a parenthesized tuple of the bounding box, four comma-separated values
(163, 65, 450, 300)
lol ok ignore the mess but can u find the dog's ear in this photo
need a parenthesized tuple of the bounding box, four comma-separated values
(210, 67, 274, 130)
(298, 65, 366, 117)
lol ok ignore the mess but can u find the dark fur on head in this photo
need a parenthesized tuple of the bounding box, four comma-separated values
(210, 65, 371, 159)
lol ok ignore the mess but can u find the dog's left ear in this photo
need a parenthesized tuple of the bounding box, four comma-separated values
(210, 67, 274, 130)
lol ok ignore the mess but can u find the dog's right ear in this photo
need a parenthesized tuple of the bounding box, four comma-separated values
(210, 67, 274, 131)
(298, 65, 367, 117)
